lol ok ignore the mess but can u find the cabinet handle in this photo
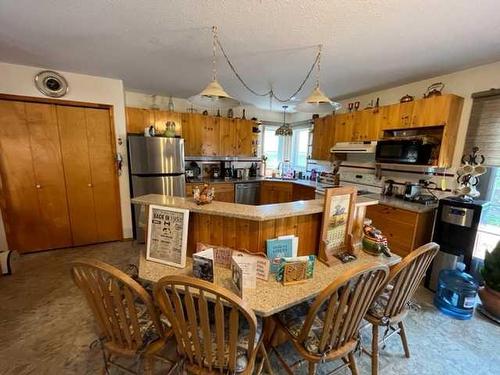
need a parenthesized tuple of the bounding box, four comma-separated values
(88, 183, 93, 187)
(35, 184, 41, 189)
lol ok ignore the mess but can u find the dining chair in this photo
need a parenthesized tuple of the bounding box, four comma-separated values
(154, 275, 273, 374)
(271, 262, 390, 375)
(71, 259, 177, 374)
(365, 242, 439, 375)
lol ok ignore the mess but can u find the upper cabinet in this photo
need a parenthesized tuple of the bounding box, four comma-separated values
(310, 94, 464, 167)
(126, 108, 257, 157)
(311, 115, 335, 160)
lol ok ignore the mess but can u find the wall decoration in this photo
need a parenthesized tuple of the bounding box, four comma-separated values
(318, 186, 357, 266)
(146, 205, 189, 268)
(34, 70, 69, 98)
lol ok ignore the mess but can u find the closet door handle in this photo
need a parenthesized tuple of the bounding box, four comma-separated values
(35, 184, 41, 189)
(88, 183, 93, 187)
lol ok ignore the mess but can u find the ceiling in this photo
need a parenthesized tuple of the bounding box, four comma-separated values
(1, 0, 500, 111)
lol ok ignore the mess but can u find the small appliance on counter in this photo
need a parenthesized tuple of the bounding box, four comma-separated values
(404, 182, 422, 199)
(426, 196, 490, 291)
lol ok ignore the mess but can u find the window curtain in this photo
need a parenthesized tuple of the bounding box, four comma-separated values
(464, 90, 500, 166)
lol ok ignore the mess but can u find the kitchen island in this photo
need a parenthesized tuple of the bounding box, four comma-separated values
(132, 193, 378, 256)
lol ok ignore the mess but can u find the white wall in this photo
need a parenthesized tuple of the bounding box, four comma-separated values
(293, 60, 500, 167)
(0, 62, 133, 250)
(125, 91, 285, 122)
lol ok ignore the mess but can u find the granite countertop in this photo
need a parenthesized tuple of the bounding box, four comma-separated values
(139, 249, 401, 317)
(186, 177, 333, 190)
(364, 193, 438, 213)
(131, 194, 378, 221)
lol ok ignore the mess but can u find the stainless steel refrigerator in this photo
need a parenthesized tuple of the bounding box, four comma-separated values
(128, 135, 186, 240)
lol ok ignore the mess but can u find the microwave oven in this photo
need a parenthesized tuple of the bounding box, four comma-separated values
(375, 138, 437, 165)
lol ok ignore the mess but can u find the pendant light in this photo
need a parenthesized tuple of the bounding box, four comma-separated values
(275, 105, 293, 137)
(189, 26, 239, 110)
(296, 45, 341, 113)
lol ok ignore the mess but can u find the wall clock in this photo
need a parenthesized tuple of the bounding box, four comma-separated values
(34, 70, 68, 98)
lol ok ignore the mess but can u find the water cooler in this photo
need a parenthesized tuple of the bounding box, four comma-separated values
(426, 196, 489, 291)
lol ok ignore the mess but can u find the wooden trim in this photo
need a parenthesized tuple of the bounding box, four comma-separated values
(0, 93, 113, 109)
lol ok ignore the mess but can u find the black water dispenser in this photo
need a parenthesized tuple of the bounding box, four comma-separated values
(426, 197, 489, 291)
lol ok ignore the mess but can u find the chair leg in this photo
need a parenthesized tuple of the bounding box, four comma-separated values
(347, 352, 359, 375)
(398, 321, 410, 358)
(371, 324, 379, 375)
(308, 361, 317, 375)
(259, 343, 274, 375)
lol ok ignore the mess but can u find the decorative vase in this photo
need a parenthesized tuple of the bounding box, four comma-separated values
(478, 285, 500, 318)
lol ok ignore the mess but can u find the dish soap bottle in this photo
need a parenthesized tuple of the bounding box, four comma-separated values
(434, 262, 478, 320)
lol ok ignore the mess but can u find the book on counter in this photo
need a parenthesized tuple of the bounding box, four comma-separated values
(231, 255, 257, 298)
(192, 248, 214, 282)
(266, 235, 298, 273)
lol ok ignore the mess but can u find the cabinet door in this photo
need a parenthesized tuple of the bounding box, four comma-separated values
(154, 110, 182, 136)
(220, 118, 236, 156)
(213, 183, 235, 202)
(126, 107, 154, 133)
(182, 113, 202, 156)
(85, 108, 122, 242)
(334, 113, 354, 143)
(311, 116, 326, 160)
(57, 106, 99, 245)
(0, 100, 69, 252)
(26, 103, 73, 249)
(412, 95, 455, 127)
(351, 111, 365, 141)
(383, 102, 414, 129)
(201, 115, 219, 156)
(236, 119, 253, 156)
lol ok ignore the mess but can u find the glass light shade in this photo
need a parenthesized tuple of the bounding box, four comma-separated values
(188, 79, 240, 109)
(275, 124, 293, 136)
(296, 86, 342, 113)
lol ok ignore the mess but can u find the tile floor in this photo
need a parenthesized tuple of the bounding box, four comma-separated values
(0, 241, 499, 374)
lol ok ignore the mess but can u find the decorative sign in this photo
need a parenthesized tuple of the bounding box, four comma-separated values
(318, 187, 357, 266)
(146, 205, 189, 268)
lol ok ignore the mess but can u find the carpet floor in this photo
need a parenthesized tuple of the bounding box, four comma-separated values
(0, 241, 499, 374)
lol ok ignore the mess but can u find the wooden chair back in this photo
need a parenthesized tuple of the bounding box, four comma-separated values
(154, 275, 260, 374)
(381, 242, 439, 319)
(71, 259, 164, 355)
(299, 263, 389, 356)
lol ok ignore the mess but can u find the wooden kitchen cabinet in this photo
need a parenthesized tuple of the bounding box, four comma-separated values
(411, 94, 463, 127)
(366, 204, 435, 257)
(219, 117, 236, 156)
(311, 115, 335, 161)
(334, 113, 354, 144)
(260, 181, 293, 204)
(126, 107, 154, 133)
(235, 119, 254, 156)
(186, 182, 234, 202)
(153, 110, 182, 136)
(380, 102, 414, 129)
(292, 184, 316, 201)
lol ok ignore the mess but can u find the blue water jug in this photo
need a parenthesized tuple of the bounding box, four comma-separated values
(434, 263, 478, 320)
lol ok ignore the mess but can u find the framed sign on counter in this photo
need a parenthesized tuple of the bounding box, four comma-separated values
(318, 186, 357, 266)
(146, 205, 189, 268)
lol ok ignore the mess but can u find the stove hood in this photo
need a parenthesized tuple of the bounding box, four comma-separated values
(330, 141, 377, 154)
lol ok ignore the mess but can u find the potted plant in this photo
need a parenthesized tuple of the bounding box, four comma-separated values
(479, 241, 500, 318)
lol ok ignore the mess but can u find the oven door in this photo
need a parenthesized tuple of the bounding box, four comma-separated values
(376, 140, 421, 164)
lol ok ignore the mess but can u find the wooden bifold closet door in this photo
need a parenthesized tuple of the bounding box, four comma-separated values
(0, 99, 122, 253)
(57, 106, 122, 245)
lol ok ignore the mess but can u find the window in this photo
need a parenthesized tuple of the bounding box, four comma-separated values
(291, 127, 311, 170)
(262, 126, 283, 170)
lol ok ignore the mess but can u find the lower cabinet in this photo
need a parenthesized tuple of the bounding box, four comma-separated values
(260, 181, 293, 204)
(186, 182, 234, 203)
(292, 184, 316, 201)
(366, 204, 435, 257)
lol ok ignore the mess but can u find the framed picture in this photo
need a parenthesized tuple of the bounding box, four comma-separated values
(146, 205, 189, 268)
(318, 186, 357, 265)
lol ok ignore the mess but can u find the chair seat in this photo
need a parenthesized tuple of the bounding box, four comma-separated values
(185, 316, 263, 373)
(368, 283, 394, 319)
(277, 301, 325, 354)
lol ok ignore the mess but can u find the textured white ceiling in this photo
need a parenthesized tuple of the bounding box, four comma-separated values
(1, 0, 500, 111)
